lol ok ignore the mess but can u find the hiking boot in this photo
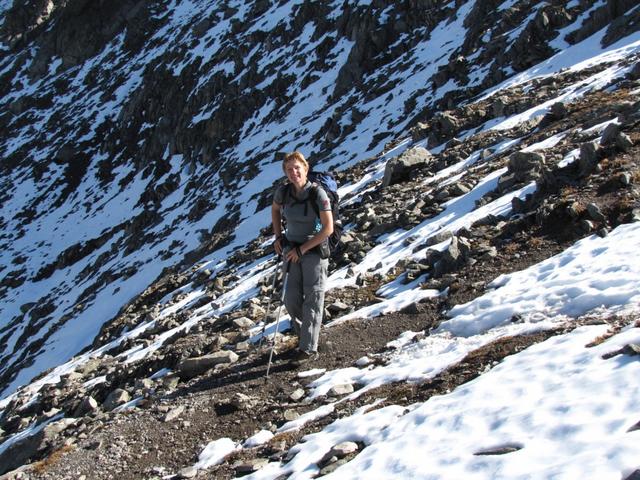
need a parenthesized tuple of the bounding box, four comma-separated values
(290, 349, 318, 368)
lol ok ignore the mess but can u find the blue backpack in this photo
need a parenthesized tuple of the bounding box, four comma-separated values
(307, 170, 343, 255)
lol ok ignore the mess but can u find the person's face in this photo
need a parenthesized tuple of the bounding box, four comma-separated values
(284, 159, 308, 189)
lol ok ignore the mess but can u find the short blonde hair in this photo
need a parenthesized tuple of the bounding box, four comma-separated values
(283, 151, 309, 172)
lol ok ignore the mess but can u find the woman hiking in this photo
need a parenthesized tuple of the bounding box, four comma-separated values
(271, 151, 333, 364)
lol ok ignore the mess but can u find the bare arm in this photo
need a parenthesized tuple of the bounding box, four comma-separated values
(271, 201, 283, 255)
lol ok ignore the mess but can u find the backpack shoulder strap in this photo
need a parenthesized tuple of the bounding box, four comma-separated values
(276, 182, 294, 204)
(307, 183, 322, 217)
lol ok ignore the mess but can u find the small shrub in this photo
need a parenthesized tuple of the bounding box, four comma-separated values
(503, 242, 519, 254)
(570, 201, 587, 215)
(559, 186, 577, 199)
(529, 236, 545, 248)
(615, 196, 636, 211)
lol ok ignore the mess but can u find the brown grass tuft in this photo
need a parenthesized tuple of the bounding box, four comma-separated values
(529, 236, 545, 248)
(31, 444, 75, 474)
(503, 242, 519, 254)
(560, 185, 577, 199)
(571, 201, 587, 215)
(615, 195, 636, 211)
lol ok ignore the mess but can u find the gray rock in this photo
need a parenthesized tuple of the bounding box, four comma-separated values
(234, 458, 269, 474)
(383, 146, 433, 187)
(426, 230, 453, 246)
(319, 457, 350, 476)
(586, 203, 606, 223)
(474, 443, 523, 455)
(434, 236, 471, 277)
(578, 141, 600, 176)
(162, 405, 185, 422)
(448, 137, 462, 147)
(0, 428, 47, 475)
(328, 384, 354, 396)
(178, 351, 239, 377)
(317, 442, 360, 472)
(624, 343, 640, 355)
(329, 441, 359, 459)
(103, 389, 131, 411)
(74, 396, 99, 417)
(580, 219, 595, 233)
(448, 181, 471, 196)
(327, 301, 350, 313)
(231, 393, 257, 410)
(550, 101, 568, 118)
(232, 316, 255, 329)
(623, 469, 640, 480)
(283, 409, 300, 421)
(600, 123, 620, 146)
(368, 221, 398, 237)
(177, 466, 199, 479)
(508, 151, 545, 181)
(400, 301, 422, 314)
(496, 171, 517, 193)
(162, 375, 180, 391)
(616, 132, 633, 152)
(289, 388, 306, 402)
(615, 172, 632, 187)
(76, 358, 102, 376)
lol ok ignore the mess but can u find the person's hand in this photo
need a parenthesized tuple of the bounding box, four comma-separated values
(273, 236, 283, 255)
(286, 245, 304, 263)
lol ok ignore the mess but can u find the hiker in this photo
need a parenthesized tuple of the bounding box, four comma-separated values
(271, 151, 333, 363)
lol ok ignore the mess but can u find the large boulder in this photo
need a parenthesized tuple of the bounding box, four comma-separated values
(498, 150, 545, 192)
(577, 141, 601, 177)
(178, 351, 239, 378)
(382, 146, 433, 187)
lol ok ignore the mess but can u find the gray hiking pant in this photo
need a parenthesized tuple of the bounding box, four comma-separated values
(283, 251, 328, 353)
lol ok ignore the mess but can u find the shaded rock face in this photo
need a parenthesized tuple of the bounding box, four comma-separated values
(0, 0, 638, 424)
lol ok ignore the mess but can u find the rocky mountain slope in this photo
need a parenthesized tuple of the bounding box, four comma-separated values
(0, 0, 639, 478)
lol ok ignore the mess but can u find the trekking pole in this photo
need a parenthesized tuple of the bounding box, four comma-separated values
(258, 255, 283, 347)
(265, 260, 291, 380)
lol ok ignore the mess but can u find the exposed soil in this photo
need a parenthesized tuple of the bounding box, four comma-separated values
(23, 244, 580, 480)
(22, 144, 640, 478)
(8, 69, 640, 480)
